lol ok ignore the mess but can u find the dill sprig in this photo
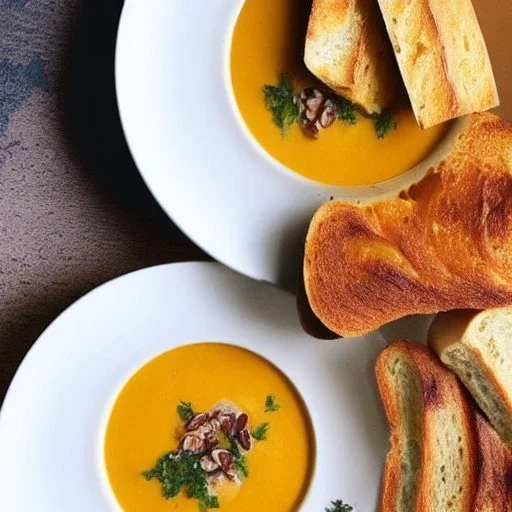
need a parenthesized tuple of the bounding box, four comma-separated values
(262, 73, 300, 137)
(264, 394, 280, 413)
(371, 110, 396, 139)
(229, 438, 249, 480)
(332, 96, 358, 125)
(142, 452, 219, 510)
(251, 422, 269, 441)
(325, 499, 354, 512)
(177, 401, 195, 423)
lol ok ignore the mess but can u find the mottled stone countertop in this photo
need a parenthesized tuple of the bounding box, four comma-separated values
(0, 0, 205, 402)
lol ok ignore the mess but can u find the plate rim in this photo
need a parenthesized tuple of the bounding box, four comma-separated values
(0, 261, 389, 511)
(113, 0, 465, 286)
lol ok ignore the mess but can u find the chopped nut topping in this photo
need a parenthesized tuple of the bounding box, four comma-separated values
(181, 433, 205, 453)
(175, 401, 253, 487)
(237, 428, 252, 451)
(185, 412, 210, 431)
(200, 454, 220, 473)
(235, 413, 248, 432)
(211, 449, 234, 474)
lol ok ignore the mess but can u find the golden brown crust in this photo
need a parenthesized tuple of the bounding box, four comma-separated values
(376, 341, 477, 512)
(304, 112, 512, 338)
(304, 0, 399, 113)
(376, 0, 499, 128)
(376, 341, 410, 512)
(475, 413, 512, 512)
(376, 343, 403, 511)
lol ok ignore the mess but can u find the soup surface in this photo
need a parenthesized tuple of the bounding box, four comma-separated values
(230, 0, 449, 186)
(104, 343, 314, 511)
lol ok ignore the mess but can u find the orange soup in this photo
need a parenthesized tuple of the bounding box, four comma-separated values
(230, 0, 449, 186)
(104, 343, 314, 511)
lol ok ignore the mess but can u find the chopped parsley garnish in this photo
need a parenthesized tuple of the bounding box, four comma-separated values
(264, 394, 280, 412)
(262, 73, 300, 137)
(325, 500, 354, 512)
(371, 110, 396, 139)
(263, 73, 396, 139)
(229, 438, 249, 479)
(177, 401, 195, 423)
(142, 452, 219, 510)
(251, 422, 269, 441)
(332, 96, 357, 125)
(233, 454, 249, 479)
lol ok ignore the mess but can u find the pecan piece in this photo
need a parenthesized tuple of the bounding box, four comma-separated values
(237, 428, 252, 451)
(200, 455, 220, 473)
(209, 418, 221, 431)
(211, 449, 234, 473)
(185, 412, 209, 431)
(301, 88, 324, 114)
(319, 102, 336, 128)
(181, 434, 205, 453)
(196, 423, 218, 450)
(219, 413, 236, 437)
(235, 413, 248, 432)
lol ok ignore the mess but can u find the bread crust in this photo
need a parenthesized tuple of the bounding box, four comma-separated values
(376, 0, 499, 128)
(376, 343, 404, 511)
(304, 0, 398, 113)
(475, 413, 512, 512)
(304, 113, 512, 338)
(376, 341, 477, 512)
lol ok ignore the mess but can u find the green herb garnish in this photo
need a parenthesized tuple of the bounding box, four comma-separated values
(262, 73, 300, 137)
(264, 394, 280, 412)
(333, 96, 358, 125)
(371, 110, 396, 139)
(251, 422, 269, 441)
(177, 401, 195, 423)
(325, 499, 354, 512)
(142, 452, 219, 510)
(228, 438, 249, 479)
(233, 455, 249, 479)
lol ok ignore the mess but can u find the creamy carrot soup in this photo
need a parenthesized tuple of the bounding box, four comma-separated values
(230, 0, 449, 186)
(104, 343, 314, 511)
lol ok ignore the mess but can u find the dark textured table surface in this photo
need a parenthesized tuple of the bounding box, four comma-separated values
(0, 0, 206, 403)
(2, 0, 512, 406)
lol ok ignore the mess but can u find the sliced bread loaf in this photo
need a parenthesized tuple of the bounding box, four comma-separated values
(376, 0, 499, 128)
(376, 340, 476, 512)
(428, 308, 512, 449)
(304, 0, 398, 114)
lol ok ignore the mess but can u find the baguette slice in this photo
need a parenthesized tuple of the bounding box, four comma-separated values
(304, 0, 398, 114)
(474, 412, 512, 512)
(376, 0, 499, 129)
(428, 307, 512, 449)
(376, 340, 476, 512)
(303, 112, 512, 338)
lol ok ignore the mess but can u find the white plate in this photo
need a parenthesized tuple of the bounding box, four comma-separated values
(0, 262, 389, 511)
(115, 0, 462, 288)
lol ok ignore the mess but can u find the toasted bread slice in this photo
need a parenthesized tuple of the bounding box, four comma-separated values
(428, 308, 512, 449)
(376, 340, 476, 512)
(304, 0, 398, 114)
(376, 0, 499, 129)
(474, 412, 512, 512)
(303, 112, 512, 338)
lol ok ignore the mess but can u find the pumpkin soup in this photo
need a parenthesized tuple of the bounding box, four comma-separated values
(229, 0, 450, 186)
(104, 343, 314, 511)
